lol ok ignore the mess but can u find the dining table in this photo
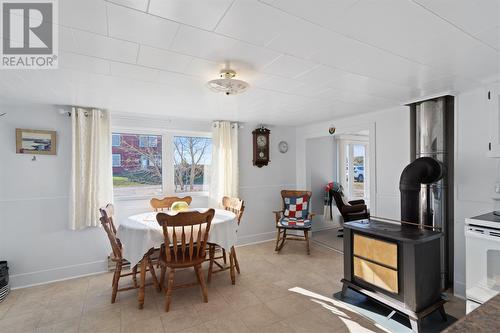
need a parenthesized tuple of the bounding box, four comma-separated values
(117, 207, 238, 308)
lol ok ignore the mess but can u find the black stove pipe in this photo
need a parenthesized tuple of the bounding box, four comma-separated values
(400, 157, 443, 225)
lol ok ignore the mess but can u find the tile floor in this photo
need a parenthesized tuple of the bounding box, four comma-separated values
(0, 240, 465, 333)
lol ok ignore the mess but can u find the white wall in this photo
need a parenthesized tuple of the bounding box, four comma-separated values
(305, 136, 341, 229)
(237, 123, 297, 244)
(296, 106, 411, 221)
(0, 104, 110, 288)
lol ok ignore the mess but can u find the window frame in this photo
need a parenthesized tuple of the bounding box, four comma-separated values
(112, 127, 212, 201)
(338, 137, 370, 203)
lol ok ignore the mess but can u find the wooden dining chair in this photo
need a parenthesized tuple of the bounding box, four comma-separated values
(207, 196, 245, 285)
(99, 204, 160, 308)
(150, 196, 192, 212)
(156, 209, 215, 312)
(273, 190, 315, 255)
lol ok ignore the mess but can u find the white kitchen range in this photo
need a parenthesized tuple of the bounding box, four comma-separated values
(465, 213, 500, 313)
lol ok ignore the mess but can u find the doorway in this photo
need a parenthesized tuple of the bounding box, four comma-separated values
(309, 128, 372, 253)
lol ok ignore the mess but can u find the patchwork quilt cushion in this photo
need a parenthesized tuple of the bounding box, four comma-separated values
(284, 195, 309, 219)
(280, 195, 311, 228)
(279, 217, 311, 228)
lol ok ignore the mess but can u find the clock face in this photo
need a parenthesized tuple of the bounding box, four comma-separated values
(257, 135, 267, 147)
(278, 141, 288, 153)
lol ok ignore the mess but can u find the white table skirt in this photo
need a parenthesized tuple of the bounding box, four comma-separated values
(117, 208, 238, 267)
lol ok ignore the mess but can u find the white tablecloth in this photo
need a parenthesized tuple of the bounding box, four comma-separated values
(117, 208, 238, 267)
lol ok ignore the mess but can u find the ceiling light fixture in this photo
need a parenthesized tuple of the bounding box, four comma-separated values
(207, 68, 249, 95)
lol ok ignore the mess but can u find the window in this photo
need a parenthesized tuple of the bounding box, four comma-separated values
(112, 132, 212, 197)
(139, 135, 158, 148)
(173, 136, 212, 193)
(112, 154, 121, 167)
(112, 132, 163, 197)
(339, 138, 369, 203)
(112, 134, 121, 147)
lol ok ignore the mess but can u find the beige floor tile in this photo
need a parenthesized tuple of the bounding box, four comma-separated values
(79, 307, 121, 333)
(121, 315, 165, 333)
(264, 294, 309, 319)
(35, 318, 80, 333)
(220, 289, 262, 312)
(38, 303, 84, 327)
(258, 321, 294, 333)
(204, 314, 250, 333)
(160, 306, 202, 332)
(237, 304, 281, 330)
(0, 310, 43, 333)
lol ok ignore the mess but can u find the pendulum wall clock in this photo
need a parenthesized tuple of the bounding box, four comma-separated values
(252, 127, 270, 168)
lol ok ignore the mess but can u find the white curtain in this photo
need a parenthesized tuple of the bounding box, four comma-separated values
(69, 107, 113, 230)
(209, 121, 239, 207)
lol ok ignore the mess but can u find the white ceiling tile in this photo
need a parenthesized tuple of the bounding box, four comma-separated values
(107, 3, 179, 50)
(183, 58, 222, 80)
(148, 0, 233, 30)
(106, 0, 149, 11)
(64, 29, 139, 63)
(59, 52, 110, 75)
(170, 25, 281, 70)
(137, 45, 193, 72)
(215, 0, 298, 46)
(476, 25, 500, 50)
(251, 73, 304, 93)
(414, 0, 500, 38)
(61, 0, 108, 35)
(261, 0, 358, 30)
(109, 62, 160, 82)
(261, 55, 318, 78)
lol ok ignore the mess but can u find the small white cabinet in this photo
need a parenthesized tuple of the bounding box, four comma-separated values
(487, 82, 500, 158)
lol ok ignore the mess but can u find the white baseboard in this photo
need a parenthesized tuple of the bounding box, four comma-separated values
(10, 260, 108, 289)
(236, 231, 276, 246)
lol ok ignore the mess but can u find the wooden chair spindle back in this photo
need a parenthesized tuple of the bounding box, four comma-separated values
(150, 196, 193, 212)
(156, 209, 215, 264)
(222, 196, 245, 225)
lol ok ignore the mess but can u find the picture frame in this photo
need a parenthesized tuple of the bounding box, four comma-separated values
(16, 129, 57, 155)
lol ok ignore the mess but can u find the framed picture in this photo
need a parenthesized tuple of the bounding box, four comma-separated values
(16, 129, 57, 155)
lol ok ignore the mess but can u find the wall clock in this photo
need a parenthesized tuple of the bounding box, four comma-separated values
(278, 141, 288, 153)
(252, 127, 270, 167)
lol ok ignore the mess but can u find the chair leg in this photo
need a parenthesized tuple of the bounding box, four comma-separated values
(275, 229, 281, 251)
(160, 265, 166, 289)
(165, 269, 175, 312)
(207, 244, 215, 283)
(111, 262, 121, 303)
(231, 246, 240, 274)
(277, 229, 287, 251)
(229, 249, 236, 285)
(147, 255, 161, 292)
(132, 265, 138, 288)
(195, 264, 208, 303)
(222, 248, 227, 265)
(304, 229, 310, 255)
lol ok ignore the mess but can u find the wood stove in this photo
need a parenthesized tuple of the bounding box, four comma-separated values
(341, 219, 446, 332)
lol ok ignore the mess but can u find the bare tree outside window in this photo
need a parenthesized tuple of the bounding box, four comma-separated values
(173, 136, 212, 192)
